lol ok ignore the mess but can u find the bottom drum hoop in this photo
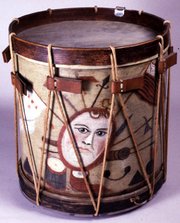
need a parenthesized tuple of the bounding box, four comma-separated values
(18, 160, 165, 216)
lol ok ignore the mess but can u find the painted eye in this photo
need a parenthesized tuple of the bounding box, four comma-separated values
(76, 128, 89, 134)
(96, 130, 107, 137)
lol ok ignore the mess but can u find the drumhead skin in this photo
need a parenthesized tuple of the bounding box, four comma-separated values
(18, 20, 157, 48)
(8, 7, 171, 216)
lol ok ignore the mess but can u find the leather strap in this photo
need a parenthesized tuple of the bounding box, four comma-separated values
(158, 51, 177, 74)
(165, 52, 177, 69)
(46, 76, 82, 94)
(2, 46, 11, 63)
(11, 72, 27, 95)
(111, 76, 144, 94)
(168, 46, 174, 54)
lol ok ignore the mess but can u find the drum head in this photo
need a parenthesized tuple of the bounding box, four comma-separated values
(18, 20, 157, 48)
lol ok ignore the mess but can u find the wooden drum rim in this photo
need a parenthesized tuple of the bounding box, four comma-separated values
(9, 7, 170, 66)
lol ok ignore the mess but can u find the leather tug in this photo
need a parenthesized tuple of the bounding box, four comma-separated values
(45, 76, 82, 94)
(11, 72, 27, 95)
(111, 76, 144, 94)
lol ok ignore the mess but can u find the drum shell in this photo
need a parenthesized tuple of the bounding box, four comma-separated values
(6, 7, 173, 216)
(17, 55, 164, 197)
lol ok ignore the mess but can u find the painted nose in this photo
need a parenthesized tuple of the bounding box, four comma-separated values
(82, 133, 94, 146)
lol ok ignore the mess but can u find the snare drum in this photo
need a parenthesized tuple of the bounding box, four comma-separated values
(3, 7, 177, 216)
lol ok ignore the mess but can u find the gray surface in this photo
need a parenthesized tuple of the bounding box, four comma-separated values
(0, 0, 179, 222)
(19, 21, 156, 47)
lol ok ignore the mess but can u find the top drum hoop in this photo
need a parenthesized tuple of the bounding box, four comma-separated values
(5, 7, 170, 67)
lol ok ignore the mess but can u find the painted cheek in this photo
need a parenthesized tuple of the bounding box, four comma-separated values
(93, 136, 106, 155)
(64, 132, 70, 144)
(63, 133, 73, 152)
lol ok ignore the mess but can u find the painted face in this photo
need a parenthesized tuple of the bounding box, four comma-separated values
(59, 110, 109, 169)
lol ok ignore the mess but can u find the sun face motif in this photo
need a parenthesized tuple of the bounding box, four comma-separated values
(58, 108, 110, 170)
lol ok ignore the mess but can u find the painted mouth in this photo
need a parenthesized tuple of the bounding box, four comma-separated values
(79, 147, 91, 153)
